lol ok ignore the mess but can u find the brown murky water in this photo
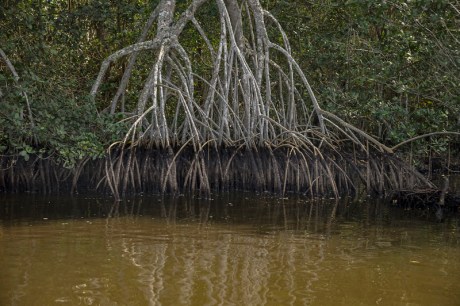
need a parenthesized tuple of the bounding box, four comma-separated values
(0, 194, 459, 305)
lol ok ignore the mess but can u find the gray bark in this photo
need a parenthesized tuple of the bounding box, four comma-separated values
(110, 6, 160, 114)
(0, 48, 35, 131)
(224, 0, 244, 50)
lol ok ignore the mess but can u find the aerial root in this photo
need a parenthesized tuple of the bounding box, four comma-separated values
(98, 142, 432, 199)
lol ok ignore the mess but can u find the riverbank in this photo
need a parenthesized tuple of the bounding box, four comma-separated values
(0, 145, 437, 196)
(1, 150, 459, 221)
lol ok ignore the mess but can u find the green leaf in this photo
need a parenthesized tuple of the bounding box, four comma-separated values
(19, 150, 30, 161)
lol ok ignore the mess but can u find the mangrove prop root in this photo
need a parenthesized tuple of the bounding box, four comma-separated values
(1, 1, 441, 198)
(85, 0, 439, 198)
(0, 145, 434, 198)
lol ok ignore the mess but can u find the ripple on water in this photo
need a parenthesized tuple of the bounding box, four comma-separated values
(0, 195, 459, 305)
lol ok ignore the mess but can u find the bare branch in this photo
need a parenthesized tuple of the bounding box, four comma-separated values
(110, 6, 161, 114)
(90, 38, 164, 98)
(392, 132, 460, 151)
(0, 48, 20, 81)
(0, 48, 35, 131)
(320, 109, 393, 154)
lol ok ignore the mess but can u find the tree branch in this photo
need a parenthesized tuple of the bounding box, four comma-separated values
(0, 48, 35, 132)
(391, 132, 460, 151)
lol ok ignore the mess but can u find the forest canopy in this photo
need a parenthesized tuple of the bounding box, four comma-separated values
(0, 0, 459, 196)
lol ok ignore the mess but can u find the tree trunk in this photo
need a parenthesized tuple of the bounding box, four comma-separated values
(224, 0, 244, 50)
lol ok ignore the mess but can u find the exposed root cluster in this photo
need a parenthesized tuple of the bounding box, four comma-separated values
(0, 145, 432, 198)
(0, 0, 436, 198)
(86, 0, 436, 199)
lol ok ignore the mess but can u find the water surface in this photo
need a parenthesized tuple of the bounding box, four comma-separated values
(0, 194, 459, 305)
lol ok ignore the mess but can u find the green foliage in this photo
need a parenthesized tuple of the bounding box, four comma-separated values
(263, 0, 460, 153)
(0, 68, 130, 167)
(0, 0, 149, 167)
(1, 0, 459, 169)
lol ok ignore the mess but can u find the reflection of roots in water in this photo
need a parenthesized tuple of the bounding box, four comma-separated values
(105, 197, 346, 305)
(105, 197, 384, 305)
(121, 239, 167, 306)
(175, 241, 196, 305)
(116, 227, 327, 305)
(72, 278, 111, 305)
(10, 233, 35, 305)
